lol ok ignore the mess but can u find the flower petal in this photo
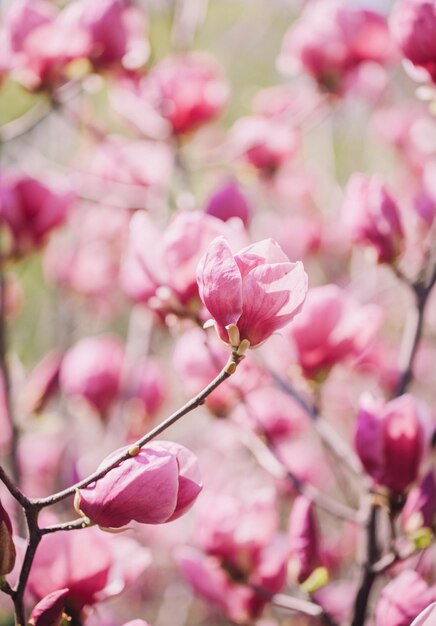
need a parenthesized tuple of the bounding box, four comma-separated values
(197, 236, 243, 328)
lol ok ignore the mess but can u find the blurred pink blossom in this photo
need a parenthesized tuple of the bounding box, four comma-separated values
(402, 469, 436, 531)
(374, 570, 435, 626)
(3, 0, 90, 90)
(229, 116, 298, 174)
(179, 491, 286, 623)
(17, 431, 66, 498)
(60, 335, 124, 417)
(124, 356, 166, 421)
(112, 53, 228, 137)
(286, 284, 381, 380)
(231, 386, 308, 442)
(28, 588, 69, 626)
(279, 0, 393, 93)
(75, 0, 149, 71)
(355, 393, 432, 493)
(205, 180, 251, 227)
(27, 526, 150, 612)
(342, 174, 404, 264)
(121, 210, 246, 311)
(287, 496, 320, 583)
(0, 173, 73, 257)
(390, 0, 436, 84)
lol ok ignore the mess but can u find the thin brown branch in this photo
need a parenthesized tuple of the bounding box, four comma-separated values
(395, 272, 436, 396)
(239, 427, 363, 524)
(0, 100, 51, 143)
(33, 351, 242, 508)
(0, 81, 81, 144)
(269, 371, 363, 477)
(350, 502, 380, 626)
(40, 517, 92, 534)
(12, 507, 41, 625)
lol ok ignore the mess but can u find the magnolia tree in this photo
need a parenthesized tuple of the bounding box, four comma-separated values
(0, 0, 436, 625)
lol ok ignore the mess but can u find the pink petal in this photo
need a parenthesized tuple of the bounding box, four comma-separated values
(238, 261, 307, 346)
(197, 236, 243, 328)
(79, 447, 179, 527)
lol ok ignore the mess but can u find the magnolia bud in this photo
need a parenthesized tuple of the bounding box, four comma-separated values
(76, 441, 202, 528)
(0, 498, 16, 576)
(287, 496, 321, 584)
(355, 393, 431, 494)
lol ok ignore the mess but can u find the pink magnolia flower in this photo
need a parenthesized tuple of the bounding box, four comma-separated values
(287, 496, 321, 584)
(122, 622, 152, 626)
(76, 441, 202, 528)
(145, 53, 229, 135)
(75, 0, 149, 71)
(197, 237, 308, 350)
(411, 604, 436, 626)
(279, 0, 393, 93)
(205, 181, 252, 227)
(60, 335, 124, 416)
(28, 588, 69, 626)
(355, 393, 432, 493)
(0, 173, 73, 257)
(229, 116, 298, 174)
(390, 0, 436, 84)
(0, 497, 16, 576)
(286, 284, 381, 380)
(4, 0, 90, 90)
(342, 174, 404, 264)
(402, 469, 436, 531)
(374, 570, 435, 626)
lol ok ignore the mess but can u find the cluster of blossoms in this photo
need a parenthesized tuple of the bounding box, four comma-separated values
(1, 0, 436, 625)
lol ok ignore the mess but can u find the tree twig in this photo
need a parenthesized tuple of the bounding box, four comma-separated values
(395, 276, 435, 396)
(350, 502, 379, 626)
(269, 371, 363, 477)
(238, 427, 363, 524)
(0, 350, 242, 625)
(40, 517, 92, 534)
(32, 351, 242, 508)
